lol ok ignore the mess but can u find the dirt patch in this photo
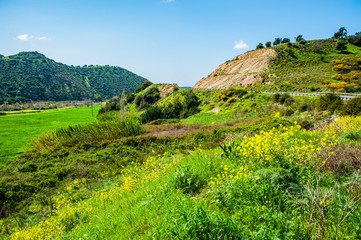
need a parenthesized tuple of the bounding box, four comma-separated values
(157, 84, 179, 98)
(193, 48, 277, 89)
(151, 129, 188, 137)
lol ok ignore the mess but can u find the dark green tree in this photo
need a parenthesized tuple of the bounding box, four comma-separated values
(256, 43, 265, 49)
(265, 41, 272, 48)
(333, 27, 348, 39)
(335, 39, 348, 51)
(273, 38, 282, 46)
(295, 35, 305, 43)
(281, 38, 290, 44)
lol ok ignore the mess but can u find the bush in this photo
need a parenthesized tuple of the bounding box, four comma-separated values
(256, 43, 265, 49)
(348, 34, 361, 47)
(265, 41, 272, 48)
(273, 38, 282, 46)
(126, 93, 135, 104)
(135, 86, 160, 110)
(316, 93, 343, 113)
(335, 39, 347, 51)
(134, 80, 152, 93)
(341, 97, 361, 116)
(273, 93, 294, 106)
(169, 166, 205, 195)
(140, 106, 163, 124)
(281, 38, 290, 44)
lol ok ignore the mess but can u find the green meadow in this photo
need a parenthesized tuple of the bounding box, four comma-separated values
(0, 106, 101, 166)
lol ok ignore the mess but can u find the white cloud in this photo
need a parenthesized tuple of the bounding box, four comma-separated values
(38, 36, 51, 41)
(17, 34, 33, 41)
(233, 40, 249, 49)
(161, 0, 175, 3)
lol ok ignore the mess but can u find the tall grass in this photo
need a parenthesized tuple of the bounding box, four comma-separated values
(32, 114, 142, 150)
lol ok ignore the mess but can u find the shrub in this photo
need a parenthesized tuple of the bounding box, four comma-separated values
(126, 93, 135, 104)
(265, 41, 272, 48)
(281, 38, 290, 44)
(140, 105, 163, 123)
(341, 97, 361, 116)
(272, 93, 281, 103)
(273, 93, 294, 106)
(168, 206, 243, 239)
(295, 35, 304, 43)
(316, 93, 343, 113)
(335, 39, 348, 51)
(281, 106, 294, 116)
(169, 166, 205, 195)
(227, 97, 236, 103)
(348, 33, 361, 47)
(135, 86, 160, 110)
(134, 80, 152, 93)
(273, 38, 282, 46)
(256, 43, 265, 49)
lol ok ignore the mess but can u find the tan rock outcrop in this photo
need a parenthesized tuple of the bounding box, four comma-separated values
(193, 48, 277, 89)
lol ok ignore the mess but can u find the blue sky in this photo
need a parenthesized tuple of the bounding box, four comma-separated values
(1, 0, 361, 86)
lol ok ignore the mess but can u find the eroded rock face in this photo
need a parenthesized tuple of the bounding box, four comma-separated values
(193, 48, 277, 89)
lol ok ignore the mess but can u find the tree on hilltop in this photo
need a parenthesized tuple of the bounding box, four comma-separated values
(256, 43, 265, 49)
(333, 27, 348, 39)
(281, 38, 290, 44)
(273, 38, 282, 46)
(265, 41, 272, 48)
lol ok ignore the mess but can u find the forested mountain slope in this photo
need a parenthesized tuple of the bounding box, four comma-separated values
(0, 52, 147, 104)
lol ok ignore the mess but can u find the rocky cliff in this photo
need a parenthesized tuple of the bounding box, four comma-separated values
(193, 48, 277, 89)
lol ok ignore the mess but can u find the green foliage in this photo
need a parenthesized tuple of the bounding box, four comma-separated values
(169, 166, 205, 195)
(316, 93, 343, 113)
(348, 33, 361, 47)
(272, 93, 294, 106)
(134, 80, 152, 94)
(0, 52, 147, 104)
(33, 114, 142, 149)
(247, 38, 361, 93)
(281, 38, 290, 44)
(295, 35, 305, 43)
(335, 39, 348, 51)
(265, 41, 272, 48)
(140, 90, 201, 123)
(168, 206, 243, 239)
(333, 27, 348, 39)
(256, 43, 265, 49)
(135, 86, 161, 110)
(341, 97, 361, 116)
(273, 38, 282, 46)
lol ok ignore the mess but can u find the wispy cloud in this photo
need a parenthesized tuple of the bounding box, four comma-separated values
(233, 40, 249, 49)
(161, 0, 175, 3)
(17, 34, 33, 41)
(38, 36, 51, 41)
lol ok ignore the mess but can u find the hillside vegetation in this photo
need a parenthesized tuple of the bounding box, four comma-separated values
(194, 29, 361, 93)
(0, 52, 147, 104)
(1, 81, 361, 239)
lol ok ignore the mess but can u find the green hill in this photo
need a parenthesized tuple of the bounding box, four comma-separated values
(0, 51, 147, 104)
(249, 39, 361, 92)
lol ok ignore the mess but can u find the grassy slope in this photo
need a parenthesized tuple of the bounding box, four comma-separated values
(246, 40, 361, 92)
(9, 116, 361, 239)
(0, 106, 101, 166)
(2, 88, 361, 238)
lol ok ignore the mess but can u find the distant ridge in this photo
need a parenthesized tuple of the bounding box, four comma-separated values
(0, 51, 147, 104)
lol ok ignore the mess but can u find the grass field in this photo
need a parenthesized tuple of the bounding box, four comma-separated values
(0, 106, 102, 166)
